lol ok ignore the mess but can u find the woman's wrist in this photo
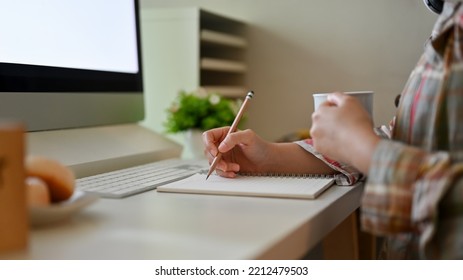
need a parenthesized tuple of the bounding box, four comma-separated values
(349, 131, 380, 174)
(258, 142, 285, 173)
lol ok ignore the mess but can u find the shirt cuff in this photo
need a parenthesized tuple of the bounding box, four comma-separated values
(294, 139, 362, 185)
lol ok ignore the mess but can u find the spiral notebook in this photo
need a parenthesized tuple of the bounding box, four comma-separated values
(156, 173, 335, 199)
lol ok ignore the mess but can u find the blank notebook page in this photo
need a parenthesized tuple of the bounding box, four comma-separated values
(156, 173, 335, 199)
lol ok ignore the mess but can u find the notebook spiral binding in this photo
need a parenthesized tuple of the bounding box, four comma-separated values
(237, 172, 335, 178)
(199, 169, 335, 179)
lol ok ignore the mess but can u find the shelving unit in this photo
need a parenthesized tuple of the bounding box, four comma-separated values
(199, 9, 247, 98)
(140, 7, 248, 140)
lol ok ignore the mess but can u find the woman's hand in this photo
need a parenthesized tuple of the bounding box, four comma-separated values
(310, 92, 380, 173)
(202, 127, 273, 178)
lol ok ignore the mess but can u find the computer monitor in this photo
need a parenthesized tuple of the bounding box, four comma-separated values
(0, 0, 181, 177)
(0, 0, 143, 131)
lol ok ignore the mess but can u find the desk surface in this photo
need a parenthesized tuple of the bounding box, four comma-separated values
(9, 182, 363, 260)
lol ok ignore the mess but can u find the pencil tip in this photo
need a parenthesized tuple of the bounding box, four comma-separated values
(205, 174, 210, 180)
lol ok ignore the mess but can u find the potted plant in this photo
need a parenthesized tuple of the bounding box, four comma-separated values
(165, 89, 244, 158)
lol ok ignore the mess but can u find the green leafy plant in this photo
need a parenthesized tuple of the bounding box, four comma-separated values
(164, 89, 244, 133)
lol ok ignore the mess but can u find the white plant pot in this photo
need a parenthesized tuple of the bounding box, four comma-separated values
(182, 129, 205, 159)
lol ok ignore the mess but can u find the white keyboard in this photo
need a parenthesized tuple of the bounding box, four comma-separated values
(76, 159, 208, 198)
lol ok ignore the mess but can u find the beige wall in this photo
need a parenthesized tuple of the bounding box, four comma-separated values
(141, 0, 437, 141)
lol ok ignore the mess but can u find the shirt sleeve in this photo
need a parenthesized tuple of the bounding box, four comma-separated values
(361, 139, 463, 258)
(294, 138, 362, 185)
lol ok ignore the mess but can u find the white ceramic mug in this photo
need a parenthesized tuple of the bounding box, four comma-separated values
(313, 91, 374, 116)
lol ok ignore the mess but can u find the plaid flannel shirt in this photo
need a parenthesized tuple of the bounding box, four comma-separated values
(297, 2, 463, 259)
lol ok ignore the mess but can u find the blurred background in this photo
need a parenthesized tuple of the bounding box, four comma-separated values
(140, 0, 437, 142)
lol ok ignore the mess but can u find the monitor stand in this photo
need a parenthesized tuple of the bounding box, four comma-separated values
(27, 124, 182, 178)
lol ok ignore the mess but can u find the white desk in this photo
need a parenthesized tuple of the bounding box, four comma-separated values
(7, 182, 363, 260)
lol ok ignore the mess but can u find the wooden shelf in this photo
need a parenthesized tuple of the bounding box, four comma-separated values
(201, 86, 247, 98)
(201, 58, 246, 73)
(200, 29, 247, 48)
